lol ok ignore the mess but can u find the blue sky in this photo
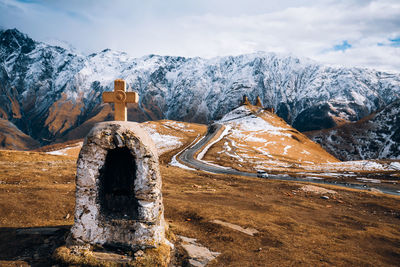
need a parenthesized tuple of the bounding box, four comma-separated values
(333, 41, 352, 52)
(0, 0, 399, 72)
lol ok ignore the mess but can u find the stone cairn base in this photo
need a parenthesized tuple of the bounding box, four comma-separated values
(53, 242, 173, 267)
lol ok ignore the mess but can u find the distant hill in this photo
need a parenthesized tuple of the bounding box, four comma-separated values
(200, 104, 339, 173)
(306, 99, 400, 160)
(0, 118, 39, 150)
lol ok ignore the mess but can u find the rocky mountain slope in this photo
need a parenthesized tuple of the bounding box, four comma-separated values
(307, 99, 400, 160)
(1, 28, 400, 147)
(0, 118, 39, 150)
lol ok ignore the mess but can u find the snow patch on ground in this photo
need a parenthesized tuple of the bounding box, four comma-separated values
(243, 135, 267, 142)
(142, 125, 183, 154)
(283, 145, 292, 155)
(219, 105, 252, 122)
(169, 135, 201, 171)
(227, 117, 290, 136)
(202, 161, 233, 170)
(223, 142, 232, 152)
(254, 148, 273, 158)
(219, 106, 291, 139)
(356, 177, 381, 183)
(197, 125, 231, 160)
(170, 153, 196, 171)
(389, 162, 400, 170)
(311, 160, 393, 171)
(47, 150, 66, 156)
(46, 142, 82, 156)
(163, 121, 195, 132)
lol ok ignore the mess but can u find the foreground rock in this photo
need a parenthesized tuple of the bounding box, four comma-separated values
(179, 236, 220, 267)
(299, 185, 337, 194)
(211, 219, 259, 236)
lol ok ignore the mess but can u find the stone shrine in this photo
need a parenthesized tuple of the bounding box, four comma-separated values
(68, 121, 166, 250)
(67, 80, 166, 251)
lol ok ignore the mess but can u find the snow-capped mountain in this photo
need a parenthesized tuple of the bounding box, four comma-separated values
(1, 28, 400, 147)
(306, 99, 400, 160)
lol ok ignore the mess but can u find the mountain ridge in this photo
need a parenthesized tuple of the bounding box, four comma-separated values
(306, 99, 400, 160)
(1, 28, 400, 154)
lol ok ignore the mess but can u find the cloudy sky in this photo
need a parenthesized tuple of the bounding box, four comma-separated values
(0, 0, 399, 72)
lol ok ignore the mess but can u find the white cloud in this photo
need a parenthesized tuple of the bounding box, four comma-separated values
(0, 0, 399, 72)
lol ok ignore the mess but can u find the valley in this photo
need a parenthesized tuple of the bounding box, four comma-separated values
(0, 115, 399, 265)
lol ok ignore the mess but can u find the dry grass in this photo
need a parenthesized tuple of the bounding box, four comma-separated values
(45, 93, 84, 137)
(0, 133, 400, 266)
(53, 246, 114, 267)
(33, 139, 83, 153)
(0, 150, 75, 227)
(141, 120, 207, 158)
(53, 244, 171, 267)
(161, 164, 400, 266)
(133, 244, 172, 267)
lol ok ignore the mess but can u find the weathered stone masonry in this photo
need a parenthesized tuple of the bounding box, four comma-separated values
(68, 121, 166, 250)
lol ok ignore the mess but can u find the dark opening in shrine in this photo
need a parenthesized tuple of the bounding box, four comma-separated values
(99, 147, 138, 219)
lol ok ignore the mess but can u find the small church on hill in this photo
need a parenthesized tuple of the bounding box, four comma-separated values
(240, 95, 275, 113)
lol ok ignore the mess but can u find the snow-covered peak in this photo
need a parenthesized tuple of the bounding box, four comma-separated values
(219, 105, 253, 122)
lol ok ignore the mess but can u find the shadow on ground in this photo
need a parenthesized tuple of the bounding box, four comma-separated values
(0, 226, 70, 266)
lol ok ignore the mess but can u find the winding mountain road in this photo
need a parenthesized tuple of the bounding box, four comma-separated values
(178, 124, 400, 196)
(179, 124, 257, 177)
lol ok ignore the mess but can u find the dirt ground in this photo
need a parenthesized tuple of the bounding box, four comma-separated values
(0, 149, 399, 266)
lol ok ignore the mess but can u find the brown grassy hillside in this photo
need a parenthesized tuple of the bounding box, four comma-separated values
(0, 119, 40, 150)
(0, 147, 400, 266)
(202, 104, 339, 174)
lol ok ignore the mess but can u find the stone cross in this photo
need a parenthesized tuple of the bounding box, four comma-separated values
(102, 79, 139, 121)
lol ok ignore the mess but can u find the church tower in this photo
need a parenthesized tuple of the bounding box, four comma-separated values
(255, 96, 263, 107)
(241, 95, 251, 105)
